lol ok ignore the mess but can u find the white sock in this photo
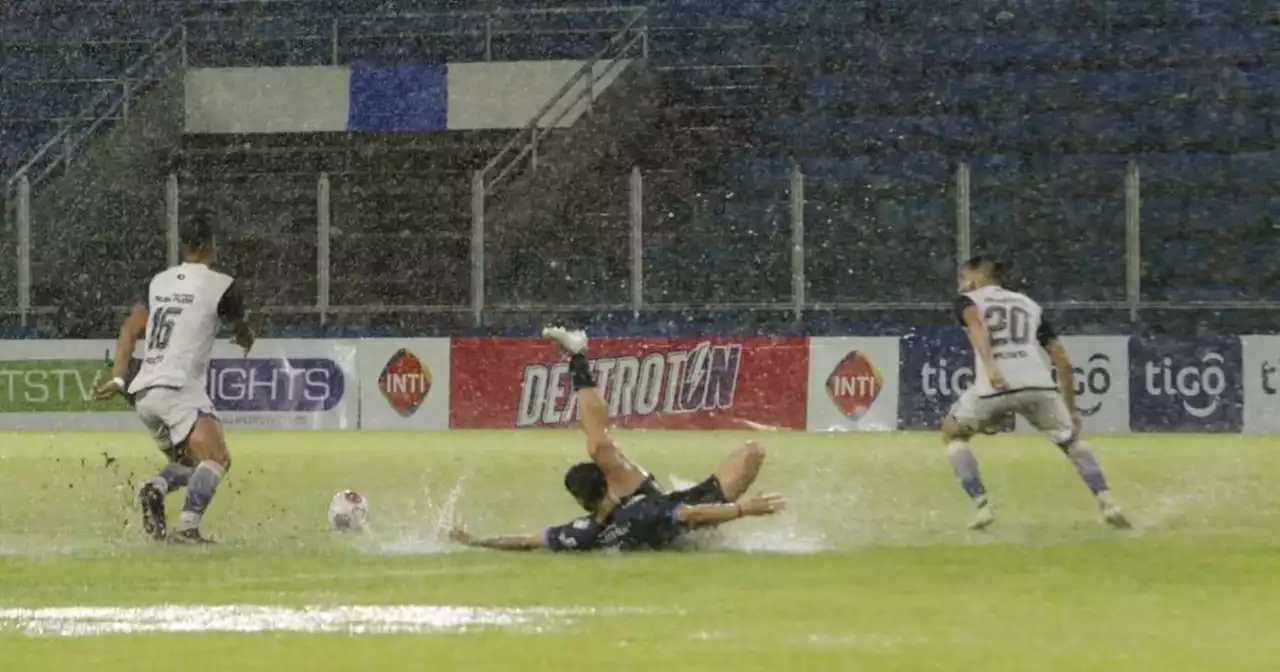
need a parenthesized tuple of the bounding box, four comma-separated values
(1096, 490, 1116, 508)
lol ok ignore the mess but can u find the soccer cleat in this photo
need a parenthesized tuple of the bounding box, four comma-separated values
(138, 483, 167, 541)
(968, 503, 995, 531)
(168, 527, 215, 545)
(542, 326, 588, 355)
(1102, 505, 1132, 530)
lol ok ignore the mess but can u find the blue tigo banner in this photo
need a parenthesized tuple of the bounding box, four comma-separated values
(1127, 336, 1242, 432)
(896, 328, 1009, 432)
(897, 332, 1251, 433)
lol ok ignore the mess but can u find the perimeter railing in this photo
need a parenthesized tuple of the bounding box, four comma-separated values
(8, 158, 1280, 332)
(1, 27, 185, 196)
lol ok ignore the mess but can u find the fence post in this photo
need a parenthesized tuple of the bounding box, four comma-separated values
(955, 161, 971, 264)
(629, 167, 643, 317)
(330, 18, 339, 66)
(16, 176, 31, 328)
(122, 78, 130, 122)
(317, 173, 331, 326)
(471, 170, 485, 326)
(165, 172, 179, 266)
(485, 17, 494, 61)
(790, 162, 805, 322)
(1125, 160, 1141, 324)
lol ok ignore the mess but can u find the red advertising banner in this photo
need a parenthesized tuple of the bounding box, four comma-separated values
(450, 337, 809, 430)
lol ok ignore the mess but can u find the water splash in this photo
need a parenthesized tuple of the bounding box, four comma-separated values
(350, 479, 468, 555)
(668, 475, 830, 553)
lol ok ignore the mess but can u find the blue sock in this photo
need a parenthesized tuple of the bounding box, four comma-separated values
(1062, 441, 1109, 496)
(947, 441, 988, 504)
(151, 463, 193, 494)
(178, 461, 225, 530)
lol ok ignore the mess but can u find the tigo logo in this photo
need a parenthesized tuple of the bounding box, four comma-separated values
(826, 351, 882, 421)
(1051, 353, 1112, 417)
(378, 349, 432, 418)
(1142, 352, 1226, 419)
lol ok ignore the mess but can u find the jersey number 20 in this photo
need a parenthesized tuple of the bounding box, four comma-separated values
(148, 307, 183, 351)
(984, 305, 1030, 346)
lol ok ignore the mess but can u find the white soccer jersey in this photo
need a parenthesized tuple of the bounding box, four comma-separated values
(954, 285, 1058, 397)
(128, 263, 243, 394)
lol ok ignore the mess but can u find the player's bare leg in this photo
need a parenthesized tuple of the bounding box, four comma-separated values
(139, 461, 193, 540)
(171, 415, 231, 544)
(709, 440, 766, 503)
(941, 415, 993, 530)
(543, 326, 650, 497)
(664, 440, 766, 508)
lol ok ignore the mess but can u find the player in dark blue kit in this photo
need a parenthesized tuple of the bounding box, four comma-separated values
(449, 328, 787, 552)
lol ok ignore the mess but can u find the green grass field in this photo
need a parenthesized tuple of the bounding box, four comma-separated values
(2, 429, 1280, 671)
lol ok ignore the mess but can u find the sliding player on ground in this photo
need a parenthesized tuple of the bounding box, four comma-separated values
(449, 327, 785, 551)
(93, 215, 254, 543)
(943, 255, 1130, 530)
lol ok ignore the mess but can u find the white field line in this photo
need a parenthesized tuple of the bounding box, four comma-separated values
(2, 565, 504, 598)
(0, 604, 595, 637)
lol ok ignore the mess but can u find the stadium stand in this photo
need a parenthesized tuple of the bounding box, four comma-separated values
(2, 0, 1279, 337)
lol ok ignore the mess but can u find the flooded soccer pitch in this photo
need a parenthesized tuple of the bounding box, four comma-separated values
(1, 429, 1279, 670)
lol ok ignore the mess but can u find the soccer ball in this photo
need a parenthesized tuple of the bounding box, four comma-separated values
(328, 489, 369, 532)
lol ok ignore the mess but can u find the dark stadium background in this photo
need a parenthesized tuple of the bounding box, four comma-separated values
(2, 0, 1278, 339)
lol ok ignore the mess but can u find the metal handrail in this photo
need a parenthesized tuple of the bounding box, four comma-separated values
(45, 299, 1280, 318)
(479, 7, 648, 198)
(3, 26, 183, 195)
(184, 5, 643, 25)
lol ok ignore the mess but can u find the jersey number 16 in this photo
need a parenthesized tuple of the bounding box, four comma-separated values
(148, 307, 183, 352)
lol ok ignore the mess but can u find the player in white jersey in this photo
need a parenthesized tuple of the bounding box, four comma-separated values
(93, 216, 254, 543)
(942, 255, 1129, 530)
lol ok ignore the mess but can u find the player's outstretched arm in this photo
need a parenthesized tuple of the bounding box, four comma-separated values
(448, 527, 545, 552)
(93, 303, 148, 400)
(675, 492, 787, 528)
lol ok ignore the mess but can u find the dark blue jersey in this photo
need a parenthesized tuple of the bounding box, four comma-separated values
(544, 493, 686, 552)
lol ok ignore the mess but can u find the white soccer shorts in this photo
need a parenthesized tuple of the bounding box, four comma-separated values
(134, 386, 218, 460)
(949, 387, 1076, 444)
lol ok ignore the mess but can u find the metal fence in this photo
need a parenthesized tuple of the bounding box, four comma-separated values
(7, 157, 1278, 335)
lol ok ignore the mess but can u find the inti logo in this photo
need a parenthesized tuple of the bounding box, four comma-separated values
(825, 351, 882, 421)
(378, 349, 432, 418)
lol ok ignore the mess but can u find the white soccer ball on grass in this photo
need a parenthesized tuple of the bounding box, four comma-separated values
(328, 489, 369, 532)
